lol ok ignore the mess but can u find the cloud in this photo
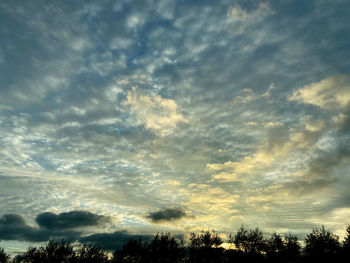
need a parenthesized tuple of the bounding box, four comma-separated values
(0, 214, 80, 242)
(35, 211, 111, 230)
(124, 87, 188, 136)
(245, 128, 350, 209)
(80, 230, 153, 251)
(232, 84, 275, 106)
(181, 183, 241, 229)
(335, 105, 350, 133)
(288, 75, 350, 109)
(0, 212, 152, 250)
(0, 210, 111, 243)
(246, 155, 347, 208)
(207, 119, 329, 183)
(146, 208, 187, 223)
(0, 214, 26, 225)
(227, 2, 274, 22)
(226, 2, 274, 34)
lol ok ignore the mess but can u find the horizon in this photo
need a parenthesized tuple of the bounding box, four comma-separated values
(1, 0, 350, 255)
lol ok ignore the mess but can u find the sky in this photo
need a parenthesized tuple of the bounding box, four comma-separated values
(1, 0, 350, 254)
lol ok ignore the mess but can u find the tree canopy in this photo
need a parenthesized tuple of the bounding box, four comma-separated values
(2, 225, 350, 263)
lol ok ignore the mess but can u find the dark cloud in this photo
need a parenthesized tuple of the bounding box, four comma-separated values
(0, 212, 152, 250)
(0, 214, 79, 242)
(146, 208, 187, 223)
(36, 211, 110, 229)
(0, 214, 26, 225)
(80, 230, 153, 251)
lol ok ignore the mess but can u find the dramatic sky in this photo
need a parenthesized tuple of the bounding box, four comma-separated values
(1, 0, 350, 254)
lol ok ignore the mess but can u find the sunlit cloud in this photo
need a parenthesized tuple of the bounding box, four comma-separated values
(124, 87, 188, 136)
(289, 75, 350, 110)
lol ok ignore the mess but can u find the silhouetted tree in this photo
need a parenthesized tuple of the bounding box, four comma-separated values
(112, 238, 146, 263)
(342, 225, 350, 262)
(264, 232, 301, 263)
(148, 233, 184, 263)
(265, 233, 284, 262)
(231, 226, 265, 254)
(304, 226, 341, 262)
(15, 246, 46, 263)
(5, 224, 350, 263)
(229, 225, 247, 252)
(14, 240, 76, 263)
(344, 225, 350, 247)
(45, 240, 75, 263)
(228, 226, 267, 263)
(0, 248, 10, 263)
(188, 230, 223, 263)
(75, 244, 108, 263)
(281, 233, 301, 262)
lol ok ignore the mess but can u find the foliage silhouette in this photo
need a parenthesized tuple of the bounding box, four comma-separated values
(341, 225, 350, 262)
(304, 226, 341, 262)
(230, 225, 265, 254)
(0, 248, 10, 263)
(147, 233, 184, 263)
(188, 230, 224, 263)
(13, 240, 75, 263)
(265, 233, 284, 261)
(112, 238, 147, 263)
(281, 233, 301, 262)
(75, 244, 108, 263)
(3, 225, 350, 263)
(343, 225, 350, 252)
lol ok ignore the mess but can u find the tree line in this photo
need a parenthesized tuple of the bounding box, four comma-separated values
(1, 225, 350, 263)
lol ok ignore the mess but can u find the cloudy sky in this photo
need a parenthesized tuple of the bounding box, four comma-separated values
(1, 0, 350, 253)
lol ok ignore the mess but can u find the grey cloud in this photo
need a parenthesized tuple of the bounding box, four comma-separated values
(0, 214, 80, 242)
(35, 211, 111, 230)
(268, 140, 350, 199)
(146, 208, 187, 223)
(0, 214, 26, 225)
(0, 212, 153, 251)
(291, 118, 350, 196)
(80, 230, 153, 251)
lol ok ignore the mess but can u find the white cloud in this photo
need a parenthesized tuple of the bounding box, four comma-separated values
(126, 13, 146, 30)
(289, 75, 350, 109)
(124, 87, 188, 136)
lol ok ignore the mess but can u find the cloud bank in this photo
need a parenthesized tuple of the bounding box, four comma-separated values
(0, 211, 149, 250)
